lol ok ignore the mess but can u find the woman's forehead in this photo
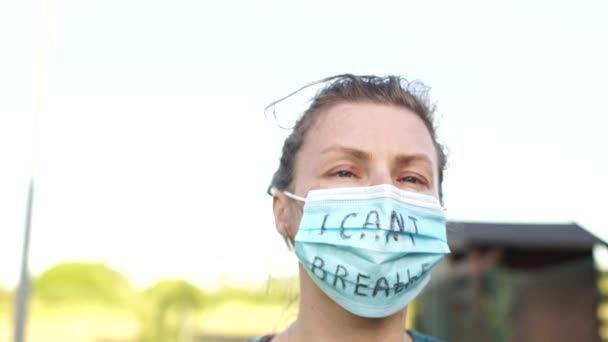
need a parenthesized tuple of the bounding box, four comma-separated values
(305, 102, 438, 161)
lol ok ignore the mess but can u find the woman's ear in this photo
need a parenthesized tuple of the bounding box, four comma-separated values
(273, 192, 295, 250)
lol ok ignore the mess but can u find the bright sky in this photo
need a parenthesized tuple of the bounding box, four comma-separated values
(1, 0, 607, 290)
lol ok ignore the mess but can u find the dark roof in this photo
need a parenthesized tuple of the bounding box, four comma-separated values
(447, 221, 603, 250)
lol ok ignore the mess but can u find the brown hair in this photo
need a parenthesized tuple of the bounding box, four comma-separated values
(267, 74, 448, 201)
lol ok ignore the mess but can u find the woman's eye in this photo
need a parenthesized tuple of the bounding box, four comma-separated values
(401, 176, 423, 184)
(335, 170, 354, 178)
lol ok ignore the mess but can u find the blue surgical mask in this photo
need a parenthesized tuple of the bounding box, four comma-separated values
(283, 184, 450, 318)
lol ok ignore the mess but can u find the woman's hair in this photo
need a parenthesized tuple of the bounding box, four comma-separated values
(268, 74, 448, 201)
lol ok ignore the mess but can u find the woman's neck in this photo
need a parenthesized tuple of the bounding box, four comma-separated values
(275, 266, 411, 342)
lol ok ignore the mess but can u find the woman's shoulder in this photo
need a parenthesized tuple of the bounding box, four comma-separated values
(408, 330, 445, 342)
(248, 331, 442, 342)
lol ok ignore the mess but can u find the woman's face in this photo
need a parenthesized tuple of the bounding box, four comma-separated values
(274, 102, 440, 237)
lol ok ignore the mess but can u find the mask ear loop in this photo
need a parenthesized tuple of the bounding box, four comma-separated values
(282, 191, 304, 251)
(268, 186, 302, 251)
(266, 185, 307, 203)
(283, 191, 306, 203)
(283, 235, 294, 251)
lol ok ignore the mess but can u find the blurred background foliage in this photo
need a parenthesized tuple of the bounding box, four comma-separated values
(33, 263, 132, 309)
(0, 287, 9, 315)
(2, 262, 607, 341)
(0, 262, 299, 341)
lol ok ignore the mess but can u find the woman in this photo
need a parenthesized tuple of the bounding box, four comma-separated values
(253, 74, 450, 342)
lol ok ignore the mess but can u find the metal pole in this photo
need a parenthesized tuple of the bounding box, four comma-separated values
(13, 180, 35, 342)
(13, 1, 53, 341)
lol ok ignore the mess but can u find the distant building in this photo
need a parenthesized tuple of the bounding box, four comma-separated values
(416, 222, 603, 342)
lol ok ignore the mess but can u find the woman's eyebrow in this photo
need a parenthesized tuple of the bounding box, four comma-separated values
(320, 144, 371, 161)
(395, 154, 434, 176)
(394, 154, 433, 166)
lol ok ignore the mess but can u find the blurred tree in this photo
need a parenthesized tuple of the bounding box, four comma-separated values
(137, 280, 206, 342)
(33, 262, 132, 308)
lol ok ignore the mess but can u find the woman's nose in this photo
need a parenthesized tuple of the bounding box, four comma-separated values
(369, 166, 393, 186)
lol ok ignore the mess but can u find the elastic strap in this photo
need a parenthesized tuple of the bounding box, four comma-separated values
(283, 191, 306, 202)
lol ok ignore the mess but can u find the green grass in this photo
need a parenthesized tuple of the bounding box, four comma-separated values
(198, 300, 296, 338)
(0, 299, 138, 342)
(0, 299, 296, 342)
